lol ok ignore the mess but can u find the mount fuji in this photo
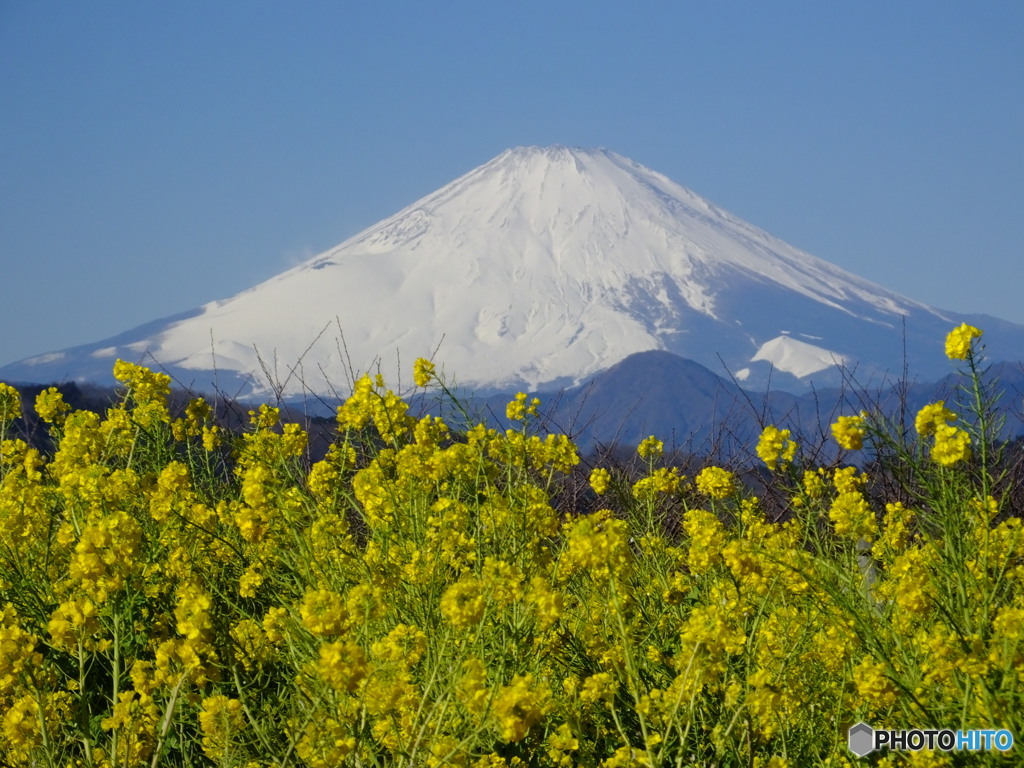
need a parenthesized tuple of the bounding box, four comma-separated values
(4, 146, 1023, 399)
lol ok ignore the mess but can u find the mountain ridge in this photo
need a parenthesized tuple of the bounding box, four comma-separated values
(3, 145, 1023, 399)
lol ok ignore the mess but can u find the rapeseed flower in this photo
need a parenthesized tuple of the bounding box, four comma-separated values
(637, 435, 663, 461)
(682, 508, 727, 574)
(829, 490, 877, 541)
(441, 576, 487, 629)
(0, 384, 21, 428)
(371, 623, 427, 665)
(1, 694, 41, 763)
(316, 640, 367, 692)
(756, 425, 797, 470)
(458, 657, 490, 715)
(580, 671, 618, 705)
(4, 334, 1023, 763)
(589, 466, 612, 495)
(47, 597, 102, 653)
(931, 423, 971, 465)
(945, 322, 982, 360)
(559, 510, 631, 580)
(695, 466, 737, 499)
(68, 510, 143, 603)
(914, 401, 956, 437)
(853, 655, 897, 712)
(300, 589, 349, 637)
(33, 386, 69, 425)
(199, 695, 245, 760)
(506, 392, 540, 421)
(526, 576, 563, 630)
(113, 359, 171, 404)
(413, 357, 436, 387)
(831, 413, 866, 450)
(492, 674, 551, 742)
(546, 723, 580, 766)
(632, 466, 683, 499)
(296, 717, 355, 767)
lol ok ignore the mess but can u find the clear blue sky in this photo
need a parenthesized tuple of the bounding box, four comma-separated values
(2, 1, 1022, 367)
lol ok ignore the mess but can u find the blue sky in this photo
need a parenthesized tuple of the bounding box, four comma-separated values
(2, 2, 1022, 367)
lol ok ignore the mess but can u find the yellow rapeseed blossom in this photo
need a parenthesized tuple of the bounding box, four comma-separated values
(831, 413, 866, 450)
(992, 602, 1024, 643)
(492, 674, 551, 742)
(914, 402, 956, 437)
(506, 392, 540, 422)
(34, 387, 70, 425)
(99, 689, 158, 763)
(589, 467, 611, 495)
(482, 557, 525, 607)
(945, 322, 982, 360)
(546, 722, 580, 766)
(756, 425, 797, 470)
(0, 383, 22, 427)
(637, 435, 663, 461)
(47, 597, 102, 653)
(440, 576, 487, 629)
(875, 502, 915, 563)
(829, 490, 878, 542)
(69, 510, 143, 603)
(931, 423, 971, 466)
(457, 657, 490, 715)
(832, 465, 866, 494)
(526, 576, 563, 630)
(677, 602, 746, 688)
(559, 510, 632, 581)
(371, 623, 427, 665)
(299, 589, 349, 637)
(875, 546, 937, 621)
(0, 606, 42, 696)
(682, 508, 727, 574)
(199, 695, 245, 761)
(316, 640, 367, 692)
(792, 468, 827, 508)
(2, 328, 1022, 763)
(2, 694, 41, 763)
(413, 357, 436, 387)
(230, 618, 271, 671)
(632, 466, 683, 500)
(853, 655, 898, 712)
(262, 606, 290, 645)
(695, 466, 737, 499)
(296, 717, 356, 767)
(580, 672, 618, 706)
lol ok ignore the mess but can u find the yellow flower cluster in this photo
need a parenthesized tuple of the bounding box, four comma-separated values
(589, 466, 612, 495)
(492, 674, 551, 742)
(695, 466, 737, 499)
(915, 402, 971, 465)
(756, 425, 797, 470)
(506, 391, 540, 422)
(945, 322, 982, 360)
(413, 356, 436, 387)
(198, 695, 245, 760)
(637, 435, 663, 461)
(0, 324, 1019, 765)
(0, 383, 22, 426)
(830, 413, 866, 450)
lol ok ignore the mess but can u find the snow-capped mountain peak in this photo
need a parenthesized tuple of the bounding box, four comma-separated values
(3, 146, 1018, 397)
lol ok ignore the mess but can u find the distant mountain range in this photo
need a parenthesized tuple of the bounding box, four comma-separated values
(3, 145, 1023, 443)
(524, 350, 1024, 455)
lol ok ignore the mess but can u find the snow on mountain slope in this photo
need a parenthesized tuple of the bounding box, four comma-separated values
(4, 145, 1022, 397)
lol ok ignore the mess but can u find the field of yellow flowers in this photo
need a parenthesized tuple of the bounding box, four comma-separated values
(0, 324, 1020, 767)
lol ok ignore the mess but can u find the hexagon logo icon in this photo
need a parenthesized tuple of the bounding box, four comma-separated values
(848, 722, 875, 757)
